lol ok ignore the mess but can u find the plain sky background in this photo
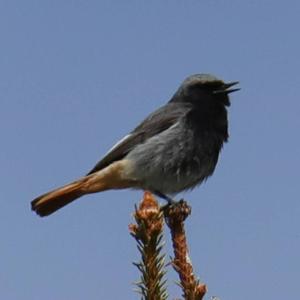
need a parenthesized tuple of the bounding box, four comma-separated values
(1, 1, 299, 299)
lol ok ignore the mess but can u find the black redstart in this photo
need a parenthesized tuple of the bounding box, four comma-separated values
(31, 74, 239, 217)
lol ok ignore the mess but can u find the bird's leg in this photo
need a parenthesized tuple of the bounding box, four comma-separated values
(153, 190, 176, 205)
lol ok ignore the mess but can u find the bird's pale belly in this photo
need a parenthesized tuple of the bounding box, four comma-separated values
(138, 154, 217, 194)
(126, 138, 219, 194)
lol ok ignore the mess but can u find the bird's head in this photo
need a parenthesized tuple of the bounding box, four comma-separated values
(171, 74, 240, 107)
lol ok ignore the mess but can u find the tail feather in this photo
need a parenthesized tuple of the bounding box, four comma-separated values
(31, 179, 87, 217)
(31, 160, 135, 217)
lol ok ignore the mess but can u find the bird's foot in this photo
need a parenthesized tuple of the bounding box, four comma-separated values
(162, 198, 191, 224)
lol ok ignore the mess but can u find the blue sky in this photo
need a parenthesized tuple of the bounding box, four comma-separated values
(1, 1, 299, 299)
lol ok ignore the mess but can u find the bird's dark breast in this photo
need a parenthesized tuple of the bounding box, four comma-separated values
(168, 105, 229, 191)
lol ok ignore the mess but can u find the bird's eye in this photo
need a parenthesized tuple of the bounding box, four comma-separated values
(195, 83, 223, 92)
(207, 82, 224, 90)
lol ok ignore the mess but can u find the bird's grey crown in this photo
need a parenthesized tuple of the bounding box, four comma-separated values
(170, 73, 225, 102)
(181, 74, 223, 86)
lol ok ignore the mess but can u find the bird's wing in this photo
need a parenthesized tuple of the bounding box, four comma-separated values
(87, 102, 191, 175)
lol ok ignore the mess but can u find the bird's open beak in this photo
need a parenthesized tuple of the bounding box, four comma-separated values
(223, 81, 240, 94)
(214, 81, 240, 94)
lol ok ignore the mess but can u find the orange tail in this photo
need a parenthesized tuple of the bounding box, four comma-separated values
(31, 160, 136, 217)
(31, 177, 89, 217)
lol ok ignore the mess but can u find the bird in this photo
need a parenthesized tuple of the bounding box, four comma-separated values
(31, 74, 239, 217)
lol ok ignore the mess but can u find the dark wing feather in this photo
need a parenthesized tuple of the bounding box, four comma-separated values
(87, 102, 191, 175)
